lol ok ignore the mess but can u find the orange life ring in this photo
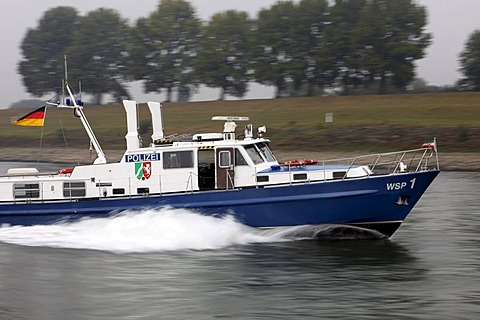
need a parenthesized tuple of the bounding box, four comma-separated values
(58, 167, 74, 174)
(284, 159, 319, 166)
(302, 159, 319, 165)
(284, 159, 303, 166)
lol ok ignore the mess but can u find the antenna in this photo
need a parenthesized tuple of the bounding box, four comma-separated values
(211, 116, 249, 121)
(59, 54, 107, 164)
(64, 55, 68, 84)
(61, 79, 65, 105)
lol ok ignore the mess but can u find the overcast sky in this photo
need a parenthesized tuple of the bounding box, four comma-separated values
(1, 0, 479, 108)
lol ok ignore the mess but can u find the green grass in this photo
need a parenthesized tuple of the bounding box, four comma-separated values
(2, 92, 480, 152)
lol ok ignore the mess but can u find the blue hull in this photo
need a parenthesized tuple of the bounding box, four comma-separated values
(0, 170, 439, 236)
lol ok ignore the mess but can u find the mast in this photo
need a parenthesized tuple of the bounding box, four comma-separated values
(64, 85, 107, 164)
(62, 55, 107, 164)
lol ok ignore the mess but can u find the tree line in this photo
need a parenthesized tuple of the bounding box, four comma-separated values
(19, 0, 433, 104)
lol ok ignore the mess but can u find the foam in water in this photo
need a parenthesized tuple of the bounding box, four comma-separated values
(0, 208, 385, 253)
(0, 208, 287, 253)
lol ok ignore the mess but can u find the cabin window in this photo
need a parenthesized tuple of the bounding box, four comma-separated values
(235, 149, 248, 166)
(13, 183, 40, 199)
(333, 171, 346, 180)
(256, 142, 276, 162)
(163, 151, 194, 169)
(294, 173, 308, 180)
(137, 187, 149, 195)
(96, 182, 112, 187)
(63, 182, 86, 197)
(219, 151, 231, 168)
(113, 188, 125, 195)
(244, 145, 264, 164)
(256, 176, 269, 182)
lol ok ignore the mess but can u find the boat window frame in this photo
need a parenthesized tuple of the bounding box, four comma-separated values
(235, 148, 248, 166)
(244, 144, 265, 165)
(163, 150, 194, 169)
(293, 173, 308, 180)
(137, 187, 150, 195)
(63, 181, 86, 198)
(13, 183, 40, 199)
(113, 188, 125, 195)
(256, 142, 276, 162)
(219, 151, 231, 168)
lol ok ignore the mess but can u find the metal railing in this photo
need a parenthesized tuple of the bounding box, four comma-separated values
(319, 147, 439, 180)
(186, 172, 195, 193)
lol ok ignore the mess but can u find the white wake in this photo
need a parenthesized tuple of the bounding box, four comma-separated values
(0, 208, 286, 253)
(0, 208, 386, 253)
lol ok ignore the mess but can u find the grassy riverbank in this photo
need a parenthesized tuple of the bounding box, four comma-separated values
(1, 92, 480, 155)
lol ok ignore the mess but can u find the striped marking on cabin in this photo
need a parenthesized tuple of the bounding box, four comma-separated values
(198, 146, 214, 150)
(154, 139, 174, 144)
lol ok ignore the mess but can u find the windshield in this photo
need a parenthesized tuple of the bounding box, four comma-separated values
(256, 142, 276, 162)
(244, 144, 264, 164)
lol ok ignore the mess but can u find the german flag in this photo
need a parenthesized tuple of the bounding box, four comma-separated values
(12, 106, 46, 127)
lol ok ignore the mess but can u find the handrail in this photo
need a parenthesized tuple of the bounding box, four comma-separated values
(185, 172, 195, 193)
(251, 147, 438, 187)
(226, 170, 235, 190)
(272, 147, 439, 183)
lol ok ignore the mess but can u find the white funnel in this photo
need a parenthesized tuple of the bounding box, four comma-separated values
(147, 101, 164, 141)
(123, 100, 140, 150)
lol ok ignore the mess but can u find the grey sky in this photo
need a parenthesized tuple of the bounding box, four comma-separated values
(0, 0, 479, 108)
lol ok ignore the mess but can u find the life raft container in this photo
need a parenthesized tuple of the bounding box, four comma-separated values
(284, 159, 319, 166)
(58, 167, 74, 174)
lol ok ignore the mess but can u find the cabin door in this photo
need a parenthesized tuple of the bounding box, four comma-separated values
(197, 148, 215, 191)
(216, 148, 234, 189)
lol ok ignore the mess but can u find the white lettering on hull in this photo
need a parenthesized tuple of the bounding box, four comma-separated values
(125, 153, 161, 163)
(386, 178, 416, 191)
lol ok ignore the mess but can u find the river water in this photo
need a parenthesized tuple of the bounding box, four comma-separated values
(0, 162, 479, 319)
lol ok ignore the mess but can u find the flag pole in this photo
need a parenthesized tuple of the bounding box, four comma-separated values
(37, 106, 48, 163)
